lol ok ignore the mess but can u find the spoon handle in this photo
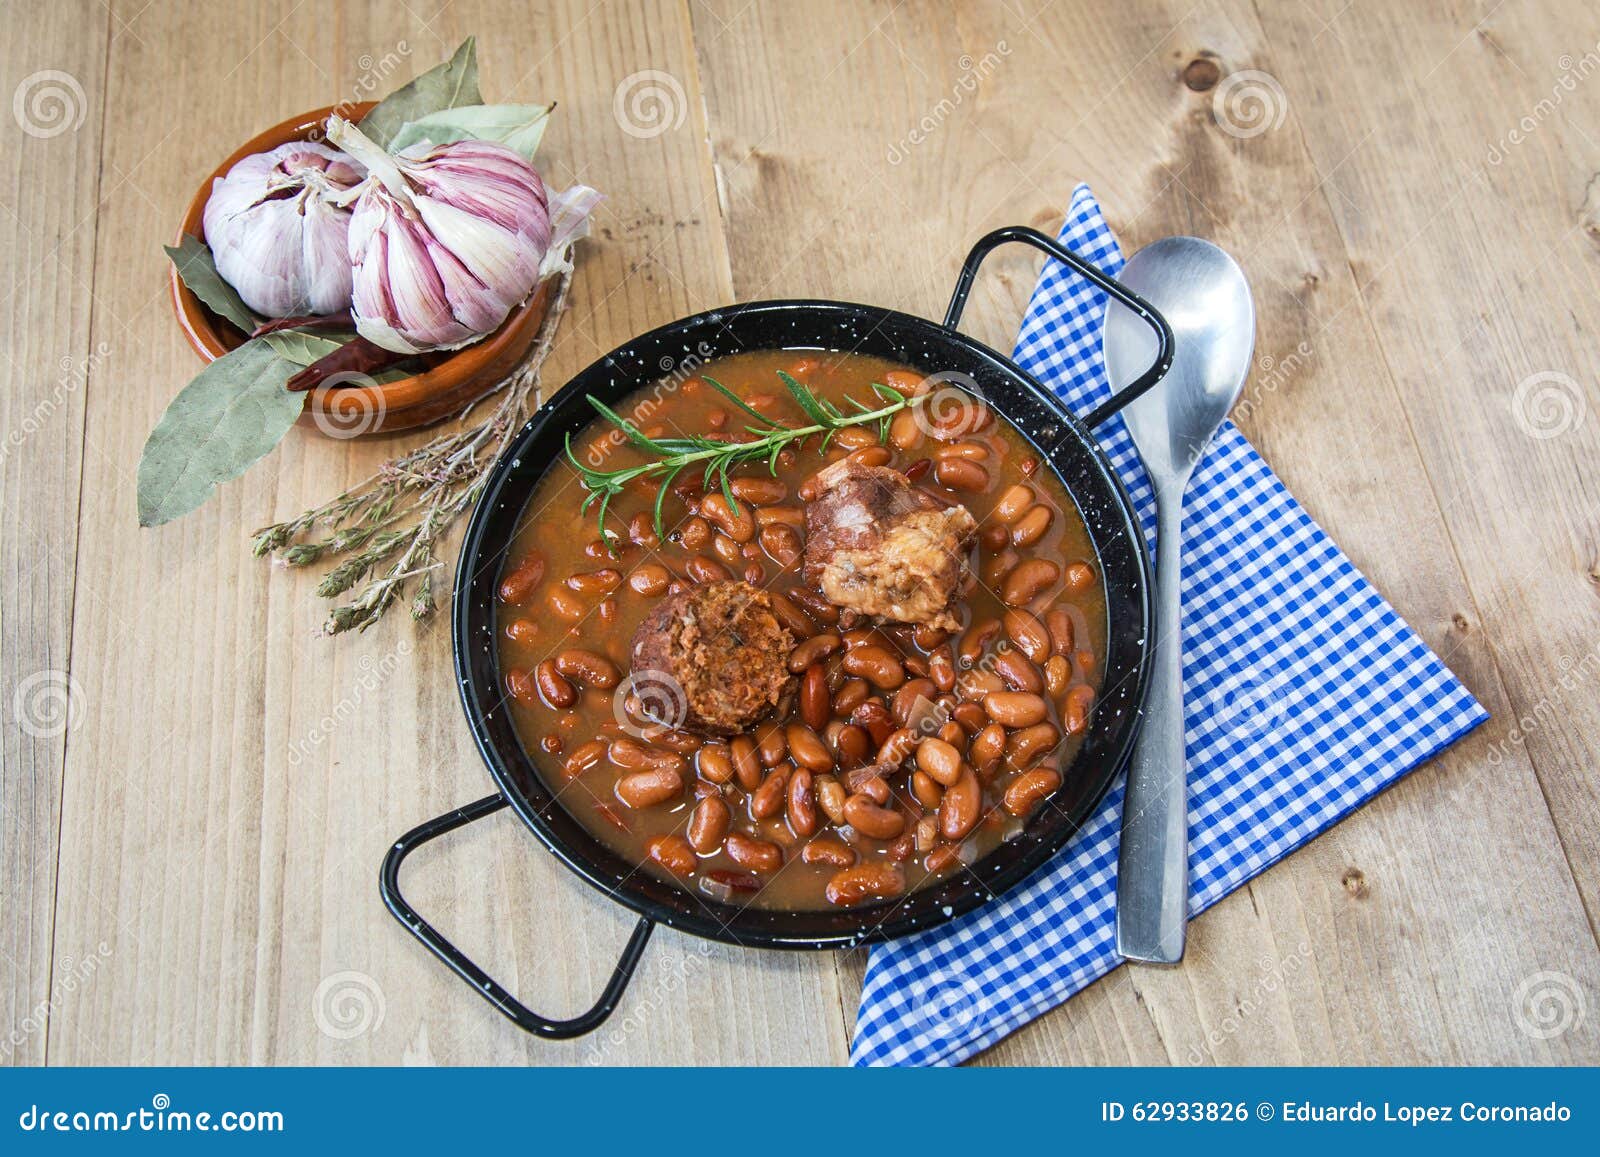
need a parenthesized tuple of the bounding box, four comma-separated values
(1115, 488, 1190, 964)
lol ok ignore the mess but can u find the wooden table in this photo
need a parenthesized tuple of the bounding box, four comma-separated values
(5, 0, 1598, 1066)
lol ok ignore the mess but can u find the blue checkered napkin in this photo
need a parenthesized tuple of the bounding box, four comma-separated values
(850, 184, 1489, 1067)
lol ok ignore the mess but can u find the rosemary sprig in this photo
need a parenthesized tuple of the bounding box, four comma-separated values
(566, 370, 927, 537)
(250, 267, 575, 634)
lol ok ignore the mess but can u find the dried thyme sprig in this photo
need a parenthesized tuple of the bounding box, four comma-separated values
(565, 371, 928, 538)
(251, 268, 574, 634)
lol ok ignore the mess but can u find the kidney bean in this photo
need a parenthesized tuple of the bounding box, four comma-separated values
(993, 483, 1034, 524)
(938, 719, 966, 748)
(786, 723, 833, 772)
(788, 633, 841, 673)
(504, 619, 539, 646)
(834, 679, 871, 715)
(843, 793, 905, 839)
(731, 737, 762, 792)
(888, 408, 924, 450)
(984, 691, 1048, 727)
(562, 738, 609, 778)
(683, 797, 731, 855)
(844, 444, 892, 469)
(993, 650, 1044, 694)
(533, 660, 578, 708)
(750, 768, 789, 819)
(554, 649, 621, 690)
(647, 834, 698, 877)
(608, 738, 688, 778)
(615, 766, 684, 808)
(891, 678, 939, 725)
(700, 492, 756, 543)
(498, 554, 545, 604)
(802, 837, 857, 868)
(933, 440, 989, 462)
(799, 664, 830, 731)
(698, 869, 761, 901)
(903, 457, 932, 482)
(729, 476, 787, 504)
(684, 555, 731, 583)
(1045, 655, 1071, 696)
(886, 832, 914, 861)
(982, 549, 1020, 592)
(1063, 684, 1095, 735)
(835, 723, 871, 769)
(956, 670, 1005, 700)
(754, 504, 804, 528)
(712, 532, 743, 566)
(1046, 608, 1075, 656)
(958, 618, 1001, 667)
(1004, 767, 1062, 818)
(850, 699, 895, 746)
(1001, 559, 1061, 606)
(848, 770, 892, 805)
(759, 523, 802, 567)
(697, 743, 735, 784)
(1075, 649, 1098, 682)
(1011, 504, 1054, 547)
(787, 768, 818, 837)
(566, 568, 621, 597)
(678, 516, 712, 551)
(767, 591, 817, 639)
(755, 725, 787, 768)
(842, 645, 905, 690)
(915, 736, 964, 786)
(505, 668, 538, 708)
(815, 775, 848, 826)
(1007, 722, 1061, 768)
(934, 458, 989, 492)
(939, 766, 982, 840)
(877, 727, 918, 768)
(622, 564, 668, 598)
(825, 863, 906, 906)
(927, 645, 957, 692)
(911, 769, 944, 811)
(1064, 561, 1096, 595)
(547, 585, 586, 621)
(598, 597, 619, 626)
(786, 587, 841, 627)
(1003, 609, 1053, 665)
(979, 523, 1010, 552)
(725, 832, 783, 873)
(952, 701, 988, 734)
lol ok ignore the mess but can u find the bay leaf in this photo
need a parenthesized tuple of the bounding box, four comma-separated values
(137, 340, 304, 527)
(261, 328, 353, 366)
(389, 102, 552, 161)
(360, 37, 481, 148)
(164, 235, 258, 335)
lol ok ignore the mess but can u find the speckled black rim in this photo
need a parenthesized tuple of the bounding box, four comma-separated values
(449, 297, 1154, 949)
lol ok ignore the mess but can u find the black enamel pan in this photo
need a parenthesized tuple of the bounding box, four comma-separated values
(379, 227, 1172, 1038)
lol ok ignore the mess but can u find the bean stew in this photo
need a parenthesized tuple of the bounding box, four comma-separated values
(495, 349, 1107, 910)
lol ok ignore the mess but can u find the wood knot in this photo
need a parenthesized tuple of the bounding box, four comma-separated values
(1341, 867, 1369, 899)
(1182, 56, 1221, 92)
(1452, 612, 1470, 632)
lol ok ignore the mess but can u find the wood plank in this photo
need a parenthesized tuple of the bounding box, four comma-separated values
(0, 0, 109, 1067)
(44, 0, 846, 1064)
(693, 0, 1600, 1064)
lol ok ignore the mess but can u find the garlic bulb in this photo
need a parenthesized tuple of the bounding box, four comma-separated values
(328, 116, 562, 354)
(202, 141, 362, 318)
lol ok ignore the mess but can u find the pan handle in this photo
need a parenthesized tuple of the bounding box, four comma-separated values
(380, 794, 655, 1039)
(943, 225, 1174, 430)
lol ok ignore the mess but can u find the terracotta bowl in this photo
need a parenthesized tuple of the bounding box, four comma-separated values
(171, 102, 553, 435)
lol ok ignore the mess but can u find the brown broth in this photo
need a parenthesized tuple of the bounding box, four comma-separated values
(495, 349, 1107, 910)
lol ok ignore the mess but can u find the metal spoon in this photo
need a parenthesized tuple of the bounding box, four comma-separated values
(1102, 237, 1256, 964)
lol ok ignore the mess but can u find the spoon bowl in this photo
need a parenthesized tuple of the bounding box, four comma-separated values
(1103, 236, 1255, 964)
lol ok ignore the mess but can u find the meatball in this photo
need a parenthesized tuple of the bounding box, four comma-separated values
(628, 580, 795, 736)
(802, 458, 977, 631)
